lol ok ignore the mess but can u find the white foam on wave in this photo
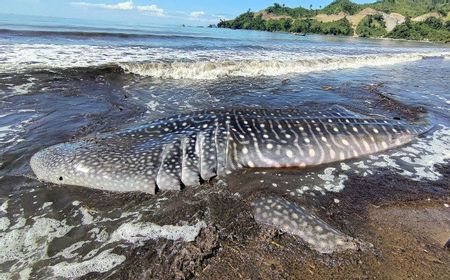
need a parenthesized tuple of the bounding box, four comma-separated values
(0, 110, 38, 150)
(0, 199, 205, 279)
(290, 125, 450, 196)
(146, 100, 160, 111)
(119, 53, 450, 80)
(0, 44, 301, 73)
(1, 43, 449, 79)
(7, 77, 37, 95)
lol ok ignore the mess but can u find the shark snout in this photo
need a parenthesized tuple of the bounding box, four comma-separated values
(30, 141, 156, 194)
(30, 143, 79, 185)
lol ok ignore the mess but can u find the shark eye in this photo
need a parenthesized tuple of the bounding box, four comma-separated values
(59, 176, 63, 181)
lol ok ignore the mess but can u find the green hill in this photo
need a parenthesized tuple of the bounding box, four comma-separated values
(262, 0, 450, 18)
(218, 0, 450, 42)
(320, 0, 363, 15)
(368, 0, 450, 17)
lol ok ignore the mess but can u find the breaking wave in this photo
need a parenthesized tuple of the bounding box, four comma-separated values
(1, 42, 449, 80)
(118, 53, 450, 80)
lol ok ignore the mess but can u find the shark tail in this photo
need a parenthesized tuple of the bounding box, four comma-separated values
(407, 112, 434, 136)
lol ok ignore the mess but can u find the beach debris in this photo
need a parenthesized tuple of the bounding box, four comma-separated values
(321, 85, 333, 91)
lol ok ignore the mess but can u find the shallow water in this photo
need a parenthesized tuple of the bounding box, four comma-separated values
(0, 15, 450, 279)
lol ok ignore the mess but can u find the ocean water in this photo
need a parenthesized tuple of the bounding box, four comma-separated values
(0, 14, 450, 278)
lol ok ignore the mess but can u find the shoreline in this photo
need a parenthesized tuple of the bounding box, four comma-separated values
(217, 26, 450, 44)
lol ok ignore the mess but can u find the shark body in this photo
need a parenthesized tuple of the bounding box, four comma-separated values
(30, 106, 429, 194)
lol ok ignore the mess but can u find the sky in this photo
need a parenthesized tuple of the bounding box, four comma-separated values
(0, 0, 376, 25)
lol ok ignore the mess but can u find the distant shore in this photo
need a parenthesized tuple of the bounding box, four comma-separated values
(218, 1, 450, 43)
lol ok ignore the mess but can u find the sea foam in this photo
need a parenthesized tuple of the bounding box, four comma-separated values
(1, 43, 449, 80)
(0, 200, 205, 279)
(289, 125, 450, 197)
(119, 53, 450, 80)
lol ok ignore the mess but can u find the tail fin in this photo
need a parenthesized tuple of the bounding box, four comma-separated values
(408, 112, 434, 136)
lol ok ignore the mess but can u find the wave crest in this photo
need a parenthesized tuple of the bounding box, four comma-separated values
(118, 53, 450, 80)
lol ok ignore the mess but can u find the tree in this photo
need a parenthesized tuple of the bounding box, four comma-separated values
(424, 16, 443, 29)
(356, 15, 387, 37)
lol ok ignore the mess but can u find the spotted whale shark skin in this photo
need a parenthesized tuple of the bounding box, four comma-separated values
(30, 106, 430, 194)
(252, 197, 360, 253)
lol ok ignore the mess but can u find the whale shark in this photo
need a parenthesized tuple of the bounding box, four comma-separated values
(30, 106, 430, 194)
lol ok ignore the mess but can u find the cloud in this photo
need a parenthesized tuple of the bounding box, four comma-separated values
(190, 11, 205, 18)
(70, 1, 215, 21)
(137, 4, 164, 16)
(71, 0, 134, 10)
(71, 1, 165, 16)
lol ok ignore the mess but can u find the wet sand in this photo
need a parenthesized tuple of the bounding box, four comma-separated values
(82, 163, 450, 280)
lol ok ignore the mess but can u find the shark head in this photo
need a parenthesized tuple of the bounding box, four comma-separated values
(31, 143, 79, 185)
(30, 141, 156, 194)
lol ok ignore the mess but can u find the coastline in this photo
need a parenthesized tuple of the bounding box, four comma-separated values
(217, 1, 450, 44)
(217, 26, 450, 44)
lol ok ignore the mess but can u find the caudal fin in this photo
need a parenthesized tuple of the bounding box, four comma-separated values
(407, 113, 434, 136)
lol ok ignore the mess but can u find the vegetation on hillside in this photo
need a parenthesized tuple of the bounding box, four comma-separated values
(321, 0, 363, 15)
(387, 17, 450, 42)
(369, 0, 450, 17)
(261, 0, 450, 18)
(307, 18, 353, 35)
(218, 0, 450, 42)
(356, 14, 387, 37)
(265, 3, 316, 18)
(218, 12, 353, 35)
(219, 11, 265, 30)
